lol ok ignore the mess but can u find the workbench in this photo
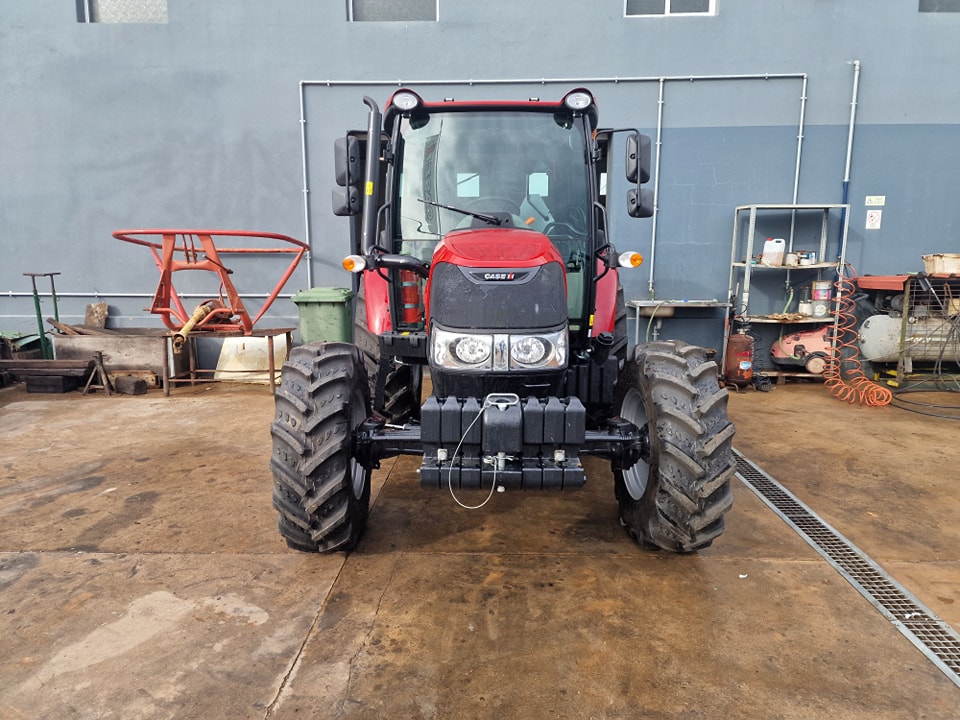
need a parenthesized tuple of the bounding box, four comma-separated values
(627, 299, 729, 347)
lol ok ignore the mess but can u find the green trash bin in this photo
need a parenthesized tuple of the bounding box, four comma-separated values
(291, 287, 354, 343)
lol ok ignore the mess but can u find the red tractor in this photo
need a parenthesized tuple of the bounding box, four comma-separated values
(270, 88, 735, 553)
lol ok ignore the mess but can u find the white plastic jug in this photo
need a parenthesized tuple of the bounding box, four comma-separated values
(761, 238, 785, 266)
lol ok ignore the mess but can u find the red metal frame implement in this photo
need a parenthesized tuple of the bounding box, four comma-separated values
(113, 229, 309, 335)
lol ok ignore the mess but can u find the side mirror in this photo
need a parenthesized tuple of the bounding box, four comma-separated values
(625, 133, 651, 184)
(627, 187, 654, 219)
(334, 136, 361, 188)
(332, 185, 360, 216)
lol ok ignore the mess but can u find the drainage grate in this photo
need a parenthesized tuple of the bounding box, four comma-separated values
(734, 449, 960, 688)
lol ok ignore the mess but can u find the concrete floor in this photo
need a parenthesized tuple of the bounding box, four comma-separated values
(0, 378, 958, 719)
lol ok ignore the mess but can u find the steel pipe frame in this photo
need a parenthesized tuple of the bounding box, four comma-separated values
(1, 71, 821, 309)
(298, 72, 811, 296)
(113, 229, 309, 334)
(4, 70, 824, 310)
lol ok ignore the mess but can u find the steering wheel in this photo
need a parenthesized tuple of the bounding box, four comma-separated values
(462, 197, 522, 215)
(565, 206, 588, 234)
(542, 221, 580, 237)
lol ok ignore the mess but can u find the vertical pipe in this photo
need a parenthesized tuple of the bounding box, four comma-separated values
(840, 60, 861, 240)
(791, 75, 808, 206)
(647, 78, 665, 299)
(787, 75, 808, 253)
(361, 97, 383, 255)
(843, 61, 861, 187)
(299, 81, 314, 288)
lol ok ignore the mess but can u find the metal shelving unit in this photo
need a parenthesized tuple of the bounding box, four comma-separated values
(724, 203, 850, 382)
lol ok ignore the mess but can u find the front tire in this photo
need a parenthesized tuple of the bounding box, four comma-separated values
(614, 340, 736, 552)
(270, 342, 372, 553)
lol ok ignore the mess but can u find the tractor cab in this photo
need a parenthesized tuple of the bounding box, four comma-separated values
(389, 97, 596, 331)
(335, 88, 651, 365)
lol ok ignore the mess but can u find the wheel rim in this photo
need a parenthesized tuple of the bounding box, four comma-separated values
(350, 394, 367, 499)
(620, 387, 652, 501)
(806, 353, 827, 374)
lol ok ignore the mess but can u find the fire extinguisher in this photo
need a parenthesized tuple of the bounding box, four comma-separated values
(399, 269, 424, 326)
(724, 323, 754, 387)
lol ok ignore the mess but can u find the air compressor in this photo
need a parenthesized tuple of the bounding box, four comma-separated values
(770, 325, 834, 374)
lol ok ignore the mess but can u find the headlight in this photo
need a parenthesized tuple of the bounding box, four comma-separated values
(511, 336, 547, 365)
(511, 329, 566, 370)
(432, 328, 489, 368)
(431, 327, 567, 372)
(454, 336, 492, 364)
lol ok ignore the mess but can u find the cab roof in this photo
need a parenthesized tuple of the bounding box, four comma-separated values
(382, 87, 599, 134)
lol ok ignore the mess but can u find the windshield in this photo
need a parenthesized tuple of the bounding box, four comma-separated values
(394, 110, 591, 254)
(394, 110, 593, 324)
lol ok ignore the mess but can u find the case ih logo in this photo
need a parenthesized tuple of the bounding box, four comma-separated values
(467, 269, 530, 284)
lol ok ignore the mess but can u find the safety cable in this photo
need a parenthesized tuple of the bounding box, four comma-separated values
(445, 395, 519, 510)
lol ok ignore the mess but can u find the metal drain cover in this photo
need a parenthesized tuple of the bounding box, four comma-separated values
(734, 449, 960, 688)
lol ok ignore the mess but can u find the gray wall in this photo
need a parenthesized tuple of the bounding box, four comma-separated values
(3, 1, 959, 355)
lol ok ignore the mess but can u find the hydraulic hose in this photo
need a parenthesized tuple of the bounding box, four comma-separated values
(822, 265, 892, 406)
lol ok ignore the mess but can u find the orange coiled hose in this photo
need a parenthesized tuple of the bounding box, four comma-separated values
(822, 265, 893, 406)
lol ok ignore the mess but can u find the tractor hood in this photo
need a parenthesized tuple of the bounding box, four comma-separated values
(425, 228, 568, 330)
(432, 228, 564, 268)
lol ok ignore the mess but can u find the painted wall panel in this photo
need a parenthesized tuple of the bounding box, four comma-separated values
(1, 0, 959, 351)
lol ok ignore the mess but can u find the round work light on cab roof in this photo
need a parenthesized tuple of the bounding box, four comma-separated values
(562, 89, 594, 111)
(391, 90, 423, 112)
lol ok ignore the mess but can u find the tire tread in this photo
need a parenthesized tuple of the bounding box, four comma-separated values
(616, 339, 735, 552)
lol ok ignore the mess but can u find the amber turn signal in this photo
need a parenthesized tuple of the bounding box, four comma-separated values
(343, 254, 367, 273)
(618, 251, 644, 268)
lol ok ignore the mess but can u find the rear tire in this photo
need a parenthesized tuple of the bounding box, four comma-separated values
(614, 340, 736, 552)
(270, 342, 372, 553)
(613, 283, 629, 363)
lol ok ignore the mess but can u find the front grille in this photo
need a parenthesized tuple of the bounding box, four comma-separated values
(430, 261, 567, 329)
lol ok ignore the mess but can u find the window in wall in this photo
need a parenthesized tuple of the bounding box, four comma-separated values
(625, 0, 715, 16)
(76, 0, 168, 23)
(349, 0, 438, 22)
(919, 0, 960, 11)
